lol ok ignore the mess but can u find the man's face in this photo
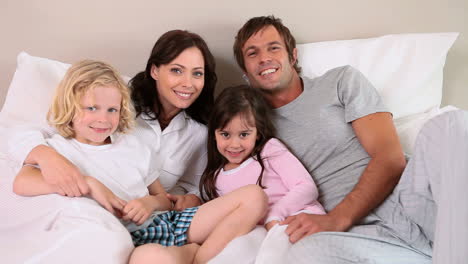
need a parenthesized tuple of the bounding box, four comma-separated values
(242, 25, 297, 93)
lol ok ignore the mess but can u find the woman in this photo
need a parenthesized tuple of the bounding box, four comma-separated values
(127, 29, 217, 209)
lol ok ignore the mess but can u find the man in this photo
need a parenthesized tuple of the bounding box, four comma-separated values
(234, 15, 468, 263)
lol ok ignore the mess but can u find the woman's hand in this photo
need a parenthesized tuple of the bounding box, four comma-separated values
(29, 145, 89, 197)
(166, 193, 201, 211)
(122, 196, 158, 225)
(86, 176, 126, 217)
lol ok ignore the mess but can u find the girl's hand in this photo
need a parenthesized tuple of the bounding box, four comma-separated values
(166, 193, 201, 211)
(122, 196, 156, 225)
(86, 176, 126, 217)
(265, 220, 279, 231)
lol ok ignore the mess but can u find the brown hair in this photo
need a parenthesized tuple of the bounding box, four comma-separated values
(48, 60, 134, 138)
(129, 30, 216, 125)
(233, 15, 301, 73)
(200, 85, 276, 202)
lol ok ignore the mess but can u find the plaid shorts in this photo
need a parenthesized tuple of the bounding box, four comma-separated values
(130, 206, 199, 247)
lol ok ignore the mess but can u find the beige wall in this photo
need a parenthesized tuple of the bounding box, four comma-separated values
(1, 0, 467, 110)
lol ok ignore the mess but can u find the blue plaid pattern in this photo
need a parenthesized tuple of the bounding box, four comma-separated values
(131, 206, 199, 247)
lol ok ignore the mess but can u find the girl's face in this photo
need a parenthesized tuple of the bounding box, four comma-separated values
(151, 46, 205, 116)
(215, 113, 258, 170)
(72, 85, 122, 146)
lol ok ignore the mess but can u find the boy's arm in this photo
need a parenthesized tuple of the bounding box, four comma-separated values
(122, 179, 172, 225)
(85, 176, 126, 217)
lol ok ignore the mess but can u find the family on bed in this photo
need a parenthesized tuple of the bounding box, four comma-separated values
(8, 15, 468, 264)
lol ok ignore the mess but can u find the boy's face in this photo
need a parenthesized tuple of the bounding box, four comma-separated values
(241, 25, 297, 93)
(72, 85, 121, 145)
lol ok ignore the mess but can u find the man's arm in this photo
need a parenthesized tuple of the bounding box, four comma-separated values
(282, 112, 406, 242)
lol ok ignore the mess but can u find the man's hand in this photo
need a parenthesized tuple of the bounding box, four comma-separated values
(281, 213, 348, 243)
(32, 145, 89, 197)
(86, 176, 126, 217)
(166, 193, 201, 211)
(122, 196, 158, 225)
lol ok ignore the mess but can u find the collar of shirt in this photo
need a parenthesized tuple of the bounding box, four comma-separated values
(142, 111, 189, 135)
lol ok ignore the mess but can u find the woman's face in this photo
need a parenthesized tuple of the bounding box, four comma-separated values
(151, 47, 205, 116)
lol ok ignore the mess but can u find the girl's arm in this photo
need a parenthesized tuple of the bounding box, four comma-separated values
(122, 179, 172, 225)
(264, 139, 325, 225)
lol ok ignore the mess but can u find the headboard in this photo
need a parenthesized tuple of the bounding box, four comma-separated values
(1, 0, 467, 110)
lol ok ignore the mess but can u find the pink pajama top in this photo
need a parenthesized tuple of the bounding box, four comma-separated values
(215, 138, 326, 224)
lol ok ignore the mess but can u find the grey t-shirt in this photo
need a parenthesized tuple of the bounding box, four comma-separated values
(273, 66, 431, 254)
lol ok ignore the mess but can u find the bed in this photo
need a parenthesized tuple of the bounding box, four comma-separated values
(0, 30, 462, 263)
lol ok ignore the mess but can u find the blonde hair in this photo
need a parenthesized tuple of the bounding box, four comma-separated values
(47, 60, 135, 138)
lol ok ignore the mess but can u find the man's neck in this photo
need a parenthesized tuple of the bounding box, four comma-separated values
(264, 73, 303, 109)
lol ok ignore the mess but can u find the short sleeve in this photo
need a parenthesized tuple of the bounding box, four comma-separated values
(337, 66, 389, 122)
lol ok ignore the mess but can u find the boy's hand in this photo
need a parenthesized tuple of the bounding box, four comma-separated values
(122, 196, 156, 225)
(86, 176, 126, 217)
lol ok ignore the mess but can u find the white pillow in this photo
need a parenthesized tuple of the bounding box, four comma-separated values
(0, 52, 71, 126)
(297, 32, 458, 120)
(0, 52, 130, 127)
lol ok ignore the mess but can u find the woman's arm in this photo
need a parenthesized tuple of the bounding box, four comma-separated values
(7, 126, 89, 197)
(24, 145, 89, 196)
(167, 152, 206, 210)
(13, 165, 62, 196)
(13, 166, 125, 216)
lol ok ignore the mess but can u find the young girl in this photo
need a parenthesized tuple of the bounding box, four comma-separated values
(200, 85, 326, 232)
(13, 60, 268, 264)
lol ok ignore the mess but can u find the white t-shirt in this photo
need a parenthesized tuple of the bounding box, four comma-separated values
(7, 111, 208, 196)
(46, 133, 158, 202)
(46, 132, 164, 232)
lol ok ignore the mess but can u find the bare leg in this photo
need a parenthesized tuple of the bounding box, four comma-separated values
(129, 243, 200, 264)
(188, 184, 268, 263)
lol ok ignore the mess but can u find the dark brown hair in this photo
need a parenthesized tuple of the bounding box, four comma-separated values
(129, 30, 217, 125)
(200, 85, 276, 202)
(233, 15, 301, 74)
